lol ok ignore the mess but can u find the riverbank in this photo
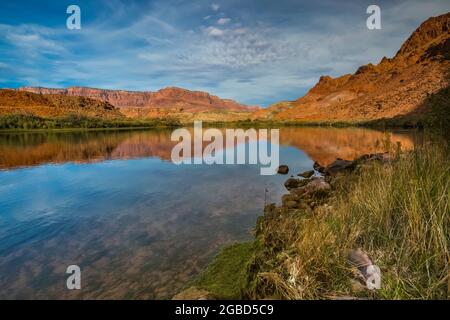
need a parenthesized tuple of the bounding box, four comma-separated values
(178, 140, 449, 300)
(0, 114, 182, 131)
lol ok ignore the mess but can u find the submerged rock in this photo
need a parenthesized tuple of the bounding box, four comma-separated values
(298, 170, 315, 178)
(277, 165, 289, 175)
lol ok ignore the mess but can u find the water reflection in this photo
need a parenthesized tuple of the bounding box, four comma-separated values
(0, 127, 416, 169)
(0, 127, 420, 299)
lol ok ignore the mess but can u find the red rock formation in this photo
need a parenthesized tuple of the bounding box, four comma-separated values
(0, 89, 124, 119)
(254, 12, 450, 123)
(19, 86, 259, 116)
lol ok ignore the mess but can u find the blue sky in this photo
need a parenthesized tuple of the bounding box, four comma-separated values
(0, 0, 449, 106)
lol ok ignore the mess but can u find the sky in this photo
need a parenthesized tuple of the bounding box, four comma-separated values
(0, 0, 449, 107)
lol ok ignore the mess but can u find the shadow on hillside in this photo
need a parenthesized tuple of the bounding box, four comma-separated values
(365, 69, 449, 130)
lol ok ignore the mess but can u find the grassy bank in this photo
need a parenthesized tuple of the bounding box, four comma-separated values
(193, 243, 255, 299)
(194, 142, 449, 299)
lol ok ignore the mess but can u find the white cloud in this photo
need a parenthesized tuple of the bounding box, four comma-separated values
(211, 4, 220, 12)
(0, 23, 67, 56)
(217, 18, 231, 25)
(233, 28, 247, 35)
(204, 26, 225, 37)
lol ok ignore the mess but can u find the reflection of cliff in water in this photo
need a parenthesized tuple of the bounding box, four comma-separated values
(0, 127, 419, 170)
(0, 130, 177, 170)
(279, 127, 417, 165)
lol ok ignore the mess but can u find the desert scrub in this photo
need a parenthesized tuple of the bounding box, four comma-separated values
(245, 143, 449, 299)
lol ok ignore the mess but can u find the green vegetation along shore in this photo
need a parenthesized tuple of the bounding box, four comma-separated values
(180, 138, 449, 300)
(0, 114, 181, 131)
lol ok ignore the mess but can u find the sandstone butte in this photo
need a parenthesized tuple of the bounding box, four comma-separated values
(253, 12, 449, 123)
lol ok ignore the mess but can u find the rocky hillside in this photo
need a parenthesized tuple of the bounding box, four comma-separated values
(0, 89, 125, 119)
(254, 12, 450, 123)
(19, 86, 258, 119)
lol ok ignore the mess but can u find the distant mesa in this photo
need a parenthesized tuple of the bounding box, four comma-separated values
(17, 86, 259, 120)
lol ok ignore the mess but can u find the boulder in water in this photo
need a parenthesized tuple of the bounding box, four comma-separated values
(277, 165, 289, 175)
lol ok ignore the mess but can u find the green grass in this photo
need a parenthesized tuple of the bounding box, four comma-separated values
(0, 114, 182, 130)
(194, 242, 255, 299)
(244, 142, 449, 299)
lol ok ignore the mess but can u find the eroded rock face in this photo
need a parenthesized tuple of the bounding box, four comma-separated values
(18, 86, 258, 113)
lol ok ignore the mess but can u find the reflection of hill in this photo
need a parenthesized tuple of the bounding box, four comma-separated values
(0, 128, 418, 170)
(0, 130, 176, 170)
(279, 127, 416, 165)
(111, 131, 177, 161)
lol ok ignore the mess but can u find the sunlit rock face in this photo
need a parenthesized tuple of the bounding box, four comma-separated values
(18, 86, 259, 119)
(255, 13, 450, 122)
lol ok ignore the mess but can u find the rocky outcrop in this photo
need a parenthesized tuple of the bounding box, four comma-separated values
(255, 12, 450, 123)
(279, 152, 393, 212)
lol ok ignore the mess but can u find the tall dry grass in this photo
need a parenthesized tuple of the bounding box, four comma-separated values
(247, 143, 449, 299)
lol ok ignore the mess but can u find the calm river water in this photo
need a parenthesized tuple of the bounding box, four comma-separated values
(0, 127, 422, 299)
